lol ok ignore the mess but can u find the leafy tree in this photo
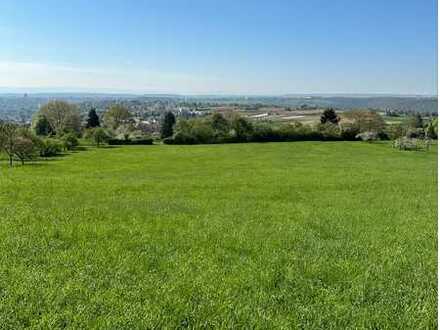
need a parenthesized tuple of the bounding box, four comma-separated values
(39, 101, 81, 135)
(61, 133, 79, 150)
(32, 113, 52, 136)
(39, 139, 63, 157)
(318, 122, 341, 139)
(211, 113, 229, 134)
(356, 131, 379, 142)
(426, 118, 437, 139)
(388, 124, 405, 140)
(160, 111, 176, 139)
(231, 116, 253, 140)
(92, 128, 110, 147)
(0, 122, 18, 166)
(404, 113, 424, 129)
(344, 111, 385, 133)
(13, 136, 38, 165)
(103, 104, 131, 129)
(86, 108, 100, 128)
(320, 108, 339, 124)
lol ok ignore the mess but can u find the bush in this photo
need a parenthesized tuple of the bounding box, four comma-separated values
(39, 139, 64, 157)
(13, 136, 39, 164)
(317, 123, 341, 140)
(162, 137, 175, 145)
(356, 131, 379, 142)
(392, 137, 429, 151)
(340, 123, 360, 140)
(406, 128, 425, 139)
(61, 133, 79, 150)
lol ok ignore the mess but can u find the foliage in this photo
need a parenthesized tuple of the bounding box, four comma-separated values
(404, 113, 424, 129)
(356, 131, 379, 142)
(12, 136, 39, 164)
(0, 121, 18, 166)
(317, 122, 341, 140)
(39, 100, 81, 135)
(343, 110, 385, 133)
(31, 113, 52, 136)
(320, 108, 339, 124)
(393, 137, 430, 151)
(103, 104, 131, 130)
(38, 138, 64, 157)
(387, 124, 406, 140)
(231, 115, 253, 141)
(160, 111, 176, 139)
(425, 118, 437, 139)
(210, 112, 230, 137)
(339, 122, 360, 140)
(61, 133, 79, 151)
(107, 138, 153, 145)
(86, 108, 100, 128)
(405, 128, 426, 139)
(91, 127, 110, 147)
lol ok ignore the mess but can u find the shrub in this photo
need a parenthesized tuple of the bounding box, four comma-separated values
(356, 131, 379, 142)
(317, 123, 341, 140)
(91, 128, 111, 147)
(13, 137, 39, 164)
(392, 137, 429, 151)
(387, 124, 405, 140)
(39, 139, 64, 157)
(426, 118, 437, 139)
(107, 138, 153, 145)
(406, 128, 425, 139)
(340, 123, 360, 140)
(61, 133, 79, 150)
(162, 137, 175, 145)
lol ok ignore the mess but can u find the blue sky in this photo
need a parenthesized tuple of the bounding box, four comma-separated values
(0, 0, 437, 94)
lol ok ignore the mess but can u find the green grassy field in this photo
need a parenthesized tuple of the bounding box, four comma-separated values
(0, 142, 437, 328)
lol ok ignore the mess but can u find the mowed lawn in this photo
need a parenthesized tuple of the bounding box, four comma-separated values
(0, 142, 437, 328)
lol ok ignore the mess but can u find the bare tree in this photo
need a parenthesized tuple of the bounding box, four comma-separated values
(39, 100, 81, 135)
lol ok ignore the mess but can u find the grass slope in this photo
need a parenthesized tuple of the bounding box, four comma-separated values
(0, 142, 437, 328)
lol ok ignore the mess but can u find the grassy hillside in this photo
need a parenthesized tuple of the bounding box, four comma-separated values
(0, 142, 437, 328)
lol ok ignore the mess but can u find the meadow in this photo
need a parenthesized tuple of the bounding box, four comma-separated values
(0, 142, 437, 328)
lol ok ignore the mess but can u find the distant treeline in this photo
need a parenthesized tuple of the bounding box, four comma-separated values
(162, 109, 437, 145)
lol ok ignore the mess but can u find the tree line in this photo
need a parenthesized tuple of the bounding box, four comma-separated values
(1, 101, 437, 166)
(160, 108, 437, 145)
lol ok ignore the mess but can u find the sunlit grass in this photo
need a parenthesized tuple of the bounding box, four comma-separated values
(0, 142, 436, 328)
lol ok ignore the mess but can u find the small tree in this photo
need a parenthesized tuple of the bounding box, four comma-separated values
(426, 118, 438, 139)
(61, 133, 79, 151)
(231, 116, 253, 140)
(86, 108, 100, 128)
(92, 128, 109, 147)
(160, 112, 176, 139)
(39, 100, 81, 135)
(0, 122, 18, 166)
(103, 104, 131, 130)
(320, 108, 339, 124)
(344, 110, 385, 133)
(13, 137, 38, 165)
(211, 112, 229, 138)
(32, 113, 52, 136)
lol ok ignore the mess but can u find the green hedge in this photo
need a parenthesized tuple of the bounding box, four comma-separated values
(108, 139, 153, 145)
